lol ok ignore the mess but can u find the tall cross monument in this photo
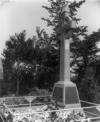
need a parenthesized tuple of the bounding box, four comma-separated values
(52, 4, 81, 108)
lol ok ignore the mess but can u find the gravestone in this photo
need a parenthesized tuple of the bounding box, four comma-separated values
(0, 59, 3, 79)
(52, 4, 81, 108)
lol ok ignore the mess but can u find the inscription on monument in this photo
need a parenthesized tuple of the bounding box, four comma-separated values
(52, 87, 63, 102)
(65, 87, 79, 104)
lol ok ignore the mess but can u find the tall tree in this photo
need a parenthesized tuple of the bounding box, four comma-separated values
(41, 0, 100, 103)
(2, 28, 58, 94)
(71, 30, 100, 87)
(34, 27, 59, 89)
(2, 30, 37, 95)
(41, 0, 87, 84)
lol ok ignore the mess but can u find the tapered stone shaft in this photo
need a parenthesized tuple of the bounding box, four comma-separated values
(60, 36, 70, 82)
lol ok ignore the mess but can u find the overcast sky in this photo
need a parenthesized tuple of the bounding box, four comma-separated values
(0, 0, 100, 57)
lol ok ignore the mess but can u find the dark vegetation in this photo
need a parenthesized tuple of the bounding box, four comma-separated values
(0, 0, 100, 103)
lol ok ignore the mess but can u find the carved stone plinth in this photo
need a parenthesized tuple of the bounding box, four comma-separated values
(52, 81, 81, 108)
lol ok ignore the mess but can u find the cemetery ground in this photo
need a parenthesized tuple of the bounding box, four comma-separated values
(0, 95, 100, 122)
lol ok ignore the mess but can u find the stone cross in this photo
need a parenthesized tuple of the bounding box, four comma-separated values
(52, 4, 81, 109)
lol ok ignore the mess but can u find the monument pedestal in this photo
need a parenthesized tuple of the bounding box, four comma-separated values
(52, 81, 81, 108)
(52, 4, 81, 109)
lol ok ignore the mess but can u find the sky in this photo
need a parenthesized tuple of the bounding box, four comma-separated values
(0, 0, 100, 57)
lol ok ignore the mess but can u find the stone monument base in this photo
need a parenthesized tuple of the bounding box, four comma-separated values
(52, 81, 81, 109)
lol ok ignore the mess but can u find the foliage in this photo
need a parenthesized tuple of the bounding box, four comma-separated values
(2, 28, 59, 95)
(2, 0, 100, 99)
(71, 30, 100, 87)
(42, 0, 85, 29)
(2, 102, 86, 122)
(42, 0, 87, 76)
(79, 67, 98, 101)
(42, 0, 100, 102)
(34, 27, 59, 89)
(2, 30, 37, 95)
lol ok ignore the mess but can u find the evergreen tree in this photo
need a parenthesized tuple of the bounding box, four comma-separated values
(79, 67, 98, 101)
(41, 0, 100, 100)
(71, 30, 100, 87)
(41, 0, 87, 84)
(35, 27, 59, 89)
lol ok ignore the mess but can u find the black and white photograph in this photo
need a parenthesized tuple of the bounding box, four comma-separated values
(0, 0, 100, 121)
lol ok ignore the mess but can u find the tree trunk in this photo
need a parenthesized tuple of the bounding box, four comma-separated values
(16, 79, 19, 95)
(16, 75, 23, 95)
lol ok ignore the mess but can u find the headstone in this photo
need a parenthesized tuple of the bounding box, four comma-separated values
(0, 58, 3, 79)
